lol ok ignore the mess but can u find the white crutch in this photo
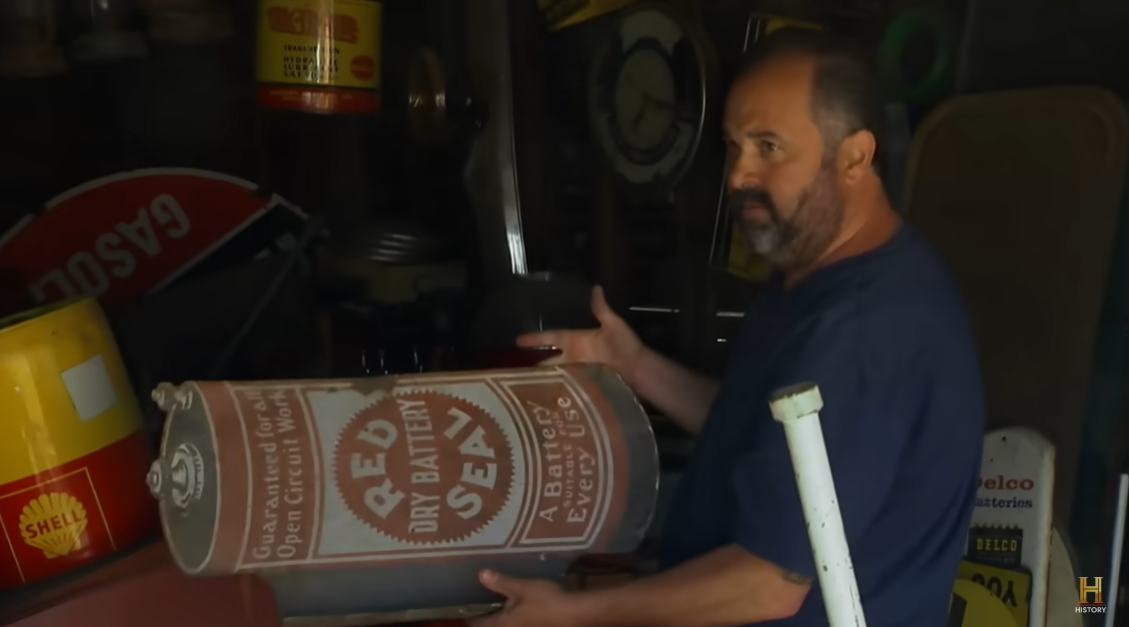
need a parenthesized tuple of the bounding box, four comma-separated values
(769, 382, 868, 627)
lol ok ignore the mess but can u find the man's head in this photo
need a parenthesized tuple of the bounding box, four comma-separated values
(724, 29, 885, 271)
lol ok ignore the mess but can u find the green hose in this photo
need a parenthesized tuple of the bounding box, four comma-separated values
(878, 8, 957, 106)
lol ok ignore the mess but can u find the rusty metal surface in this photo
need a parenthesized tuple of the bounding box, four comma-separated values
(280, 602, 502, 627)
(149, 364, 658, 620)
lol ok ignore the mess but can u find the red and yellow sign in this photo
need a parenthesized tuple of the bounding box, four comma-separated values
(0, 297, 157, 590)
(256, 0, 383, 114)
(956, 559, 1031, 627)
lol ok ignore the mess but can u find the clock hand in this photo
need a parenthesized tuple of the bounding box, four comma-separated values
(625, 75, 678, 113)
(643, 92, 691, 118)
(632, 101, 649, 131)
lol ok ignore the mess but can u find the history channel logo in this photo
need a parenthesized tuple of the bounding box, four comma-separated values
(1077, 577, 1107, 613)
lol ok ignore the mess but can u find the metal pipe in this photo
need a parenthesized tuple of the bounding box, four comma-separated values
(206, 214, 322, 379)
(628, 305, 745, 318)
(1104, 473, 1129, 627)
(769, 383, 868, 627)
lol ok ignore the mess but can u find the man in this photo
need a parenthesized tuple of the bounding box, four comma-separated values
(472, 29, 984, 627)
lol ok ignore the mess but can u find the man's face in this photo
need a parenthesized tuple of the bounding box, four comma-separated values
(723, 54, 844, 270)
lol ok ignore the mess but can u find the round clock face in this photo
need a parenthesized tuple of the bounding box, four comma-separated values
(613, 48, 676, 152)
(588, 7, 708, 189)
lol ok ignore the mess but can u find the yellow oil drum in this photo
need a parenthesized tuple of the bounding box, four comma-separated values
(0, 297, 157, 590)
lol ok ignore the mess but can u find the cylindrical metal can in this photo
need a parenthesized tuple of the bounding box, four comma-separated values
(255, 0, 383, 114)
(149, 364, 658, 623)
(0, 297, 158, 590)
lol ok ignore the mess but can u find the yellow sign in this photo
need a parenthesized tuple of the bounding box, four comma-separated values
(726, 227, 772, 281)
(760, 15, 826, 36)
(19, 492, 89, 558)
(537, 0, 639, 31)
(956, 560, 1031, 627)
(256, 0, 383, 90)
(949, 579, 1018, 627)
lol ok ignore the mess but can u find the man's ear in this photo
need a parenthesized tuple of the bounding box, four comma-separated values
(837, 129, 876, 183)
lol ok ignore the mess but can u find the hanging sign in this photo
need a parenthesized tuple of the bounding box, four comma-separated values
(966, 427, 1054, 627)
(0, 168, 307, 312)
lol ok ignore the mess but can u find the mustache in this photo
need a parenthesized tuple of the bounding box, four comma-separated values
(727, 188, 776, 219)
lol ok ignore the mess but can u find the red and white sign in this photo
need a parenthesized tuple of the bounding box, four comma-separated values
(969, 427, 1056, 627)
(0, 169, 304, 310)
(977, 475, 1036, 491)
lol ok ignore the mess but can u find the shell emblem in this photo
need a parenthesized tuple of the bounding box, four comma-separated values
(19, 492, 89, 558)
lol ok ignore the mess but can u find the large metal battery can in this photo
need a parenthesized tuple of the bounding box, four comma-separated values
(148, 364, 658, 623)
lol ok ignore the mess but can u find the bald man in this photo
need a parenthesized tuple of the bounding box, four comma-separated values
(472, 30, 984, 627)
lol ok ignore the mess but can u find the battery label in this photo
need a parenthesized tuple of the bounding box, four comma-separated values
(201, 368, 630, 572)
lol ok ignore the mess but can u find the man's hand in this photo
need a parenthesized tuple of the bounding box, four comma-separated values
(518, 286, 718, 434)
(469, 570, 583, 627)
(517, 286, 645, 381)
(467, 546, 808, 627)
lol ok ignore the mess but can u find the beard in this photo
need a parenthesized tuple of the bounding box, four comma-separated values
(728, 163, 844, 271)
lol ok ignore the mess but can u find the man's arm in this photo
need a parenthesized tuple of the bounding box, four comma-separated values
(626, 346, 719, 435)
(568, 544, 810, 627)
(517, 286, 717, 435)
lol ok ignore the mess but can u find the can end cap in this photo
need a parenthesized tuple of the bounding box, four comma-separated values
(147, 459, 164, 499)
(152, 383, 192, 412)
(769, 383, 823, 423)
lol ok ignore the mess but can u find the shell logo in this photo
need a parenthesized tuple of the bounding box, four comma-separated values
(19, 493, 89, 558)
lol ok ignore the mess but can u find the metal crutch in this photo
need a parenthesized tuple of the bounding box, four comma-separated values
(769, 382, 869, 627)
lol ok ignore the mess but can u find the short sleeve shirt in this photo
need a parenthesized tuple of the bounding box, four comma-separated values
(658, 225, 985, 627)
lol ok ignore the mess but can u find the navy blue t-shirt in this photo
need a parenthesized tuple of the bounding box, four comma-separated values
(658, 225, 984, 627)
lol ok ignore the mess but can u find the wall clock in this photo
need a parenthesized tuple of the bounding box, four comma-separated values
(587, 4, 711, 190)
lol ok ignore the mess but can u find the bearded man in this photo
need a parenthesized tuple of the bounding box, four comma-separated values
(472, 29, 985, 627)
